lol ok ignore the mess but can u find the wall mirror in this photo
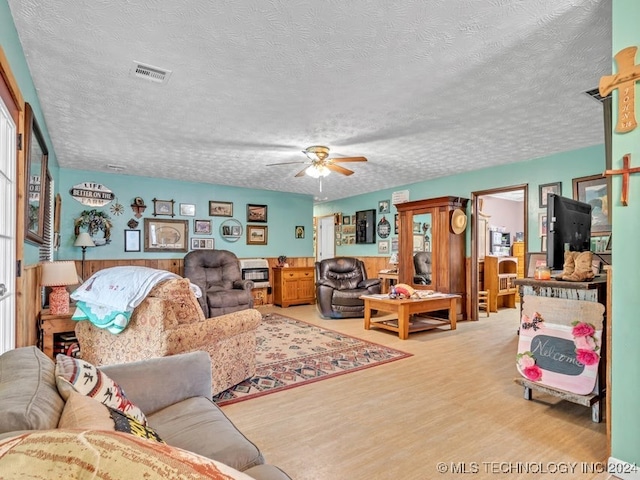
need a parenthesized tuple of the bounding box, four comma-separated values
(412, 212, 432, 286)
(24, 103, 49, 245)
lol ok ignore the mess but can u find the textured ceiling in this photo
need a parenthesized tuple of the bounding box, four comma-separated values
(8, 0, 611, 203)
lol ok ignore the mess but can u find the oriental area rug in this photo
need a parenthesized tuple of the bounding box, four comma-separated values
(213, 313, 411, 406)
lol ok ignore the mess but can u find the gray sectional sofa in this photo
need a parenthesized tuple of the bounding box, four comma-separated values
(0, 346, 290, 479)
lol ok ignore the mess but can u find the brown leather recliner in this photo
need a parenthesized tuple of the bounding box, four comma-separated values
(413, 252, 432, 285)
(315, 257, 381, 319)
(184, 250, 254, 317)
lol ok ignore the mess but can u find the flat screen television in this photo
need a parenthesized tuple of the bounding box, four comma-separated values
(546, 194, 592, 271)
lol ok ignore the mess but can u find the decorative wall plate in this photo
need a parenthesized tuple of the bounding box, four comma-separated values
(377, 216, 390, 238)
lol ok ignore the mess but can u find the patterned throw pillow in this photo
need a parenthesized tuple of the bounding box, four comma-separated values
(0, 430, 253, 479)
(57, 391, 163, 443)
(107, 407, 164, 442)
(55, 354, 147, 425)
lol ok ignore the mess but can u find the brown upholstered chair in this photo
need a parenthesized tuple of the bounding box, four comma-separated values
(184, 250, 254, 317)
(315, 257, 381, 319)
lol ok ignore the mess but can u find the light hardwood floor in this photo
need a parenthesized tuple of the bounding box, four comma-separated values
(222, 304, 611, 480)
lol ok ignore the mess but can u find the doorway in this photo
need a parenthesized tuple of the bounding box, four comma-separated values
(0, 71, 18, 354)
(316, 214, 336, 263)
(471, 185, 528, 320)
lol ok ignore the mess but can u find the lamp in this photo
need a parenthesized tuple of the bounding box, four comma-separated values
(41, 261, 79, 314)
(389, 252, 399, 265)
(74, 232, 95, 280)
(305, 164, 331, 178)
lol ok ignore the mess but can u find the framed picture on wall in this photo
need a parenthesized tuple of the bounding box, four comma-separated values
(144, 218, 188, 252)
(539, 182, 562, 208)
(152, 198, 175, 217)
(180, 203, 196, 216)
(526, 252, 548, 277)
(191, 238, 214, 250)
(573, 175, 611, 233)
(124, 229, 140, 252)
(194, 219, 212, 235)
(247, 204, 267, 223)
(538, 213, 547, 236)
(209, 201, 233, 217)
(247, 225, 268, 245)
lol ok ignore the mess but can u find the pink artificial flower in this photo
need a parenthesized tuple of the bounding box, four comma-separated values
(574, 335, 597, 351)
(572, 322, 595, 338)
(517, 354, 535, 369)
(523, 365, 543, 382)
(576, 349, 600, 366)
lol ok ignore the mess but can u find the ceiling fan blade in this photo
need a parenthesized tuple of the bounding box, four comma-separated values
(329, 156, 367, 163)
(294, 167, 309, 177)
(327, 164, 354, 176)
(266, 161, 307, 166)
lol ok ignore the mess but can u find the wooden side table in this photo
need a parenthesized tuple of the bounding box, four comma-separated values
(378, 271, 399, 294)
(39, 307, 77, 359)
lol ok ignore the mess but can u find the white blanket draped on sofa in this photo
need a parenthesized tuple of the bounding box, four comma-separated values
(70, 266, 185, 334)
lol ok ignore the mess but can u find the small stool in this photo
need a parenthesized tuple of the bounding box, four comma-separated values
(478, 290, 490, 317)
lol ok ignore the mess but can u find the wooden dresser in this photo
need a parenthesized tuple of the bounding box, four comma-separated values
(272, 267, 315, 307)
(512, 241, 525, 301)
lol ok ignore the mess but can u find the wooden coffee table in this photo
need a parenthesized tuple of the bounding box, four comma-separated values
(361, 293, 460, 339)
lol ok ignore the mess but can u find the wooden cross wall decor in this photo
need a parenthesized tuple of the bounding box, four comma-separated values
(604, 154, 640, 206)
(599, 46, 640, 133)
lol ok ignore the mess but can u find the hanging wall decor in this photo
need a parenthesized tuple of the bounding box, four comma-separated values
(599, 45, 640, 133)
(69, 181, 115, 207)
(74, 209, 112, 246)
(110, 198, 125, 216)
(131, 197, 147, 218)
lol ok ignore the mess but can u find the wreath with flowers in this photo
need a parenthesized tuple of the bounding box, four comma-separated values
(516, 315, 600, 383)
(74, 209, 112, 244)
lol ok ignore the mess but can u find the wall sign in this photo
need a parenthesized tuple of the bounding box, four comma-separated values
(70, 182, 115, 207)
(392, 190, 409, 205)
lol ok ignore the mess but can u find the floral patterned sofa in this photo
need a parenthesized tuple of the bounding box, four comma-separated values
(75, 277, 261, 395)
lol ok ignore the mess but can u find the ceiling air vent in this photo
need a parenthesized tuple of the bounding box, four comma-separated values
(131, 61, 172, 84)
(584, 87, 610, 103)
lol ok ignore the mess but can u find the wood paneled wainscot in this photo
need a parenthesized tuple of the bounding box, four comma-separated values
(272, 267, 315, 307)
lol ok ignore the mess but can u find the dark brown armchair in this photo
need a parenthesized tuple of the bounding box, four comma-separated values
(413, 252, 432, 285)
(315, 257, 381, 319)
(184, 250, 254, 317)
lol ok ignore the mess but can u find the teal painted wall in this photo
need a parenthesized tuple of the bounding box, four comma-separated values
(315, 145, 605, 257)
(1, 0, 58, 265)
(610, 0, 640, 467)
(57, 169, 314, 261)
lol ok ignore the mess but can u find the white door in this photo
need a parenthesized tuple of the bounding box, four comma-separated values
(316, 215, 335, 262)
(0, 93, 16, 354)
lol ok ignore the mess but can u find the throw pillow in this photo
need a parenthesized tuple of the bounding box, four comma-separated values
(57, 391, 163, 443)
(107, 406, 164, 443)
(57, 390, 115, 430)
(55, 354, 147, 425)
(0, 430, 253, 479)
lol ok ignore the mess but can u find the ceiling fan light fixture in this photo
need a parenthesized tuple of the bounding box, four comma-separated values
(304, 145, 330, 162)
(305, 164, 331, 178)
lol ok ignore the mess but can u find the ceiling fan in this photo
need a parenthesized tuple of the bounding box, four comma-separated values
(266, 146, 367, 178)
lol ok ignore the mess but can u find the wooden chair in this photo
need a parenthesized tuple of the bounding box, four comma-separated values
(478, 290, 490, 317)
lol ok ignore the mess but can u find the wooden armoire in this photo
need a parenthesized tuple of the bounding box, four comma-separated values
(396, 196, 469, 320)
